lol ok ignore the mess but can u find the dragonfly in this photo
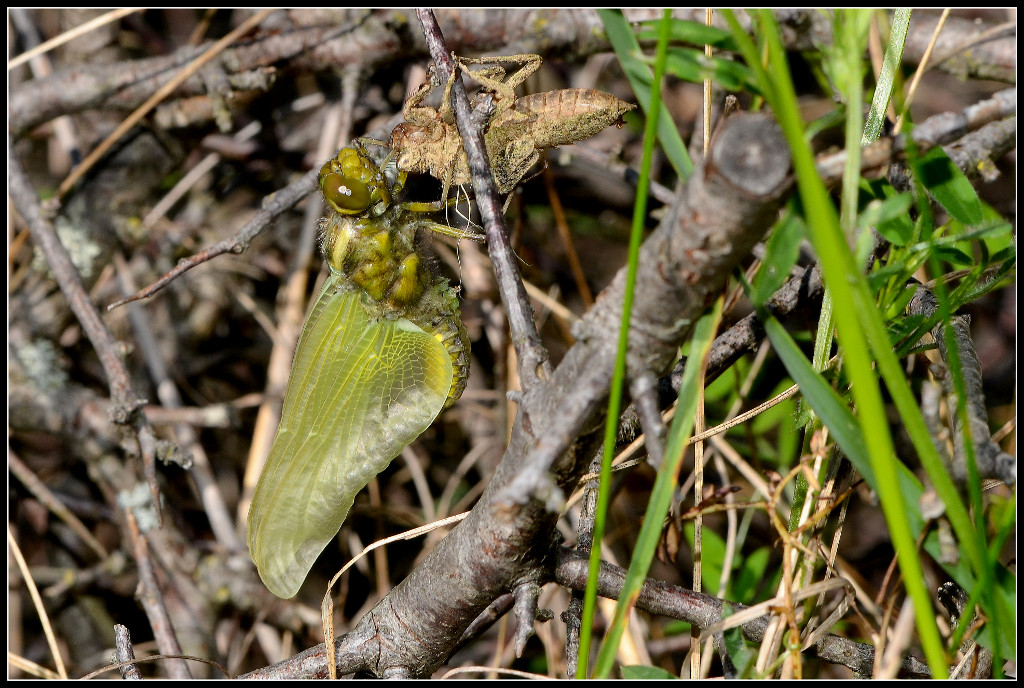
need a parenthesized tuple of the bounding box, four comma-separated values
(247, 142, 479, 599)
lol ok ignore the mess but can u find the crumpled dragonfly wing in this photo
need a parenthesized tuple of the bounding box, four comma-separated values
(247, 272, 453, 598)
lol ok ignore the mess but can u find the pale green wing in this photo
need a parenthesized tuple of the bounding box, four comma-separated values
(247, 273, 453, 598)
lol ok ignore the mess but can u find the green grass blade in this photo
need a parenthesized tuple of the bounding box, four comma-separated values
(592, 298, 724, 678)
(916, 145, 984, 226)
(723, 8, 953, 675)
(599, 9, 693, 180)
(635, 18, 737, 50)
(577, 11, 673, 678)
(863, 8, 911, 144)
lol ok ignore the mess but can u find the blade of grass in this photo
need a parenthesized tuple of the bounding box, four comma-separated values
(599, 9, 693, 180)
(722, 9, 954, 675)
(634, 18, 737, 50)
(576, 11, 672, 678)
(863, 8, 911, 144)
(914, 171, 1003, 666)
(791, 4, 1014, 667)
(902, 134, 1012, 661)
(761, 295, 1014, 654)
(915, 146, 984, 226)
(592, 297, 724, 678)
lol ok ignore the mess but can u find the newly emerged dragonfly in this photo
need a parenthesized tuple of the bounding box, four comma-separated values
(247, 143, 479, 599)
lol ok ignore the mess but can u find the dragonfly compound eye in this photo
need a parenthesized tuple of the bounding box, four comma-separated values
(320, 172, 372, 215)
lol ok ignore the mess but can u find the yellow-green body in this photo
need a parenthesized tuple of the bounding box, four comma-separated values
(247, 145, 470, 599)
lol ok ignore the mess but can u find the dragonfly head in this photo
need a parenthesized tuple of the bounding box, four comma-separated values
(318, 146, 392, 215)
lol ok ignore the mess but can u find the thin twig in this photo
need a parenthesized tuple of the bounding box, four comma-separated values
(56, 9, 278, 198)
(125, 512, 192, 679)
(112, 253, 242, 550)
(8, 9, 83, 168)
(9, 451, 110, 560)
(415, 9, 551, 391)
(7, 8, 143, 70)
(106, 166, 319, 311)
(113, 624, 143, 680)
(908, 284, 1016, 486)
(10, 151, 166, 524)
(815, 87, 1016, 184)
(543, 168, 594, 307)
(895, 8, 951, 134)
(553, 548, 931, 678)
(8, 527, 69, 679)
